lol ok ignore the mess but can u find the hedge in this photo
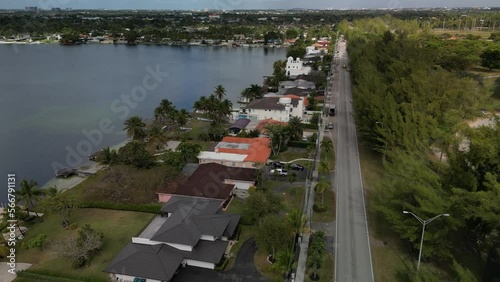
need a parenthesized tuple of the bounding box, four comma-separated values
(16, 269, 107, 282)
(81, 201, 163, 214)
(288, 141, 315, 148)
(304, 123, 319, 130)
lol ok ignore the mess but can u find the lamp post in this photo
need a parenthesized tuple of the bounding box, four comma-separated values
(403, 211, 450, 271)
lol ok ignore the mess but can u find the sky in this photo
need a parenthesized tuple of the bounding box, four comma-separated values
(1, 0, 498, 10)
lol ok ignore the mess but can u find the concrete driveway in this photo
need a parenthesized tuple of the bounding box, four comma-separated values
(0, 263, 31, 282)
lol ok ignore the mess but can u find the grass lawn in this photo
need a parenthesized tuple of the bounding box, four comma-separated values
(273, 148, 311, 162)
(320, 147, 335, 172)
(14, 208, 154, 281)
(305, 254, 334, 282)
(312, 189, 335, 222)
(254, 249, 279, 280)
(65, 165, 181, 204)
(226, 197, 245, 215)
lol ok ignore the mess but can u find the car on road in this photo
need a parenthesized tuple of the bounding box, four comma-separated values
(270, 168, 288, 176)
(290, 163, 304, 171)
(327, 123, 334, 129)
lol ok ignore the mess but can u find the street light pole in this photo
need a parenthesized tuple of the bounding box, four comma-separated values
(402, 211, 450, 271)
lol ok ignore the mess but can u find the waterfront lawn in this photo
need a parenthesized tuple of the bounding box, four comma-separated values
(67, 165, 182, 204)
(15, 208, 154, 281)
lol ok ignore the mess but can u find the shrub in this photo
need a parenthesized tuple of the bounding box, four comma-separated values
(313, 204, 326, 213)
(288, 141, 315, 148)
(80, 201, 162, 214)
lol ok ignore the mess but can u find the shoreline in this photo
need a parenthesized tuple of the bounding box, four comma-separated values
(40, 139, 129, 192)
(0, 41, 289, 48)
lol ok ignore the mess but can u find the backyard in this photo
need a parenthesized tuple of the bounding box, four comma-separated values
(14, 208, 154, 281)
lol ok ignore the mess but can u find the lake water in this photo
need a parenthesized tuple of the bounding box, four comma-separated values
(0, 44, 286, 203)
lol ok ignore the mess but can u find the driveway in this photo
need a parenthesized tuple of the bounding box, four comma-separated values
(173, 239, 267, 282)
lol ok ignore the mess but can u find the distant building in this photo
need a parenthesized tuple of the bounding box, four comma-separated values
(25, 6, 38, 11)
(286, 57, 312, 77)
(208, 14, 220, 19)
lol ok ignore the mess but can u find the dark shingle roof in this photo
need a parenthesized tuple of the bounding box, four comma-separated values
(229, 118, 251, 130)
(152, 195, 240, 246)
(157, 163, 256, 200)
(181, 240, 229, 263)
(246, 97, 300, 110)
(103, 242, 184, 281)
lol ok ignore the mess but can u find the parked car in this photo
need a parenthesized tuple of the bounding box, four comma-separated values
(271, 161, 285, 168)
(327, 123, 334, 129)
(290, 163, 304, 171)
(270, 168, 288, 176)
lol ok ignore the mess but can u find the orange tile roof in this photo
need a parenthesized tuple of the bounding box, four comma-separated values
(255, 119, 288, 135)
(218, 137, 272, 164)
(284, 94, 308, 107)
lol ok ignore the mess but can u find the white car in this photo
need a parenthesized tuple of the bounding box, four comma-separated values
(270, 168, 288, 176)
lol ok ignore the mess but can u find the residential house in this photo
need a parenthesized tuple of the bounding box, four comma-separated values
(286, 57, 312, 77)
(242, 95, 305, 122)
(104, 196, 240, 282)
(279, 79, 316, 90)
(198, 137, 271, 169)
(157, 163, 256, 203)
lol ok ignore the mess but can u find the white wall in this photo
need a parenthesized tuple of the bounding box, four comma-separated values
(166, 242, 193, 252)
(286, 57, 310, 76)
(131, 237, 164, 246)
(184, 259, 215, 269)
(110, 274, 161, 282)
(247, 108, 289, 122)
(200, 235, 216, 241)
(225, 179, 254, 190)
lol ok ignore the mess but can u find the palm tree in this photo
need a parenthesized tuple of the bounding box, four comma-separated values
(176, 109, 190, 128)
(287, 209, 306, 236)
(287, 116, 304, 141)
(45, 186, 61, 198)
(100, 147, 118, 165)
(318, 160, 330, 175)
(321, 138, 333, 161)
(213, 84, 226, 101)
(15, 179, 45, 220)
(241, 84, 263, 102)
(149, 126, 168, 150)
(124, 116, 146, 140)
(315, 177, 331, 206)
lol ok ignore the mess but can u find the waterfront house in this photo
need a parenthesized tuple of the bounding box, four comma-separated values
(241, 95, 305, 122)
(285, 57, 312, 77)
(104, 196, 240, 282)
(197, 137, 271, 169)
(156, 163, 256, 203)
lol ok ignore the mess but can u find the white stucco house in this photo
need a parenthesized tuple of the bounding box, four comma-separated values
(242, 95, 306, 122)
(286, 56, 312, 77)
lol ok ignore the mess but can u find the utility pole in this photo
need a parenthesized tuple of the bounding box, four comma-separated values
(442, 18, 446, 30)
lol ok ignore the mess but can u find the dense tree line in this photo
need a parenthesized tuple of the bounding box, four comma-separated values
(348, 23, 499, 279)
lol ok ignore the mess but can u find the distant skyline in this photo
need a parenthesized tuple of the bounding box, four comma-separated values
(2, 0, 498, 10)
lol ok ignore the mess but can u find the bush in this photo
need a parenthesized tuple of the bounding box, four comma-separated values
(304, 123, 319, 130)
(288, 141, 315, 148)
(313, 204, 326, 213)
(215, 256, 229, 271)
(80, 201, 162, 214)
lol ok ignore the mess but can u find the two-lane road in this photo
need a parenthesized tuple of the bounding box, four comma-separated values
(332, 41, 374, 282)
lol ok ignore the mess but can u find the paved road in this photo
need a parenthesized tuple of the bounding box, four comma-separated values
(329, 41, 374, 282)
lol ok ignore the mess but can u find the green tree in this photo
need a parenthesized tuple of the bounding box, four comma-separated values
(124, 116, 146, 140)
(125, 30, 138, 44)
(287, 116, 304, 141)
(117, 141, 156, 168)
(213, 84, 226, 101)
(100, 147, 119, 165)
(26, 233, 47, 251)
(15, 179, 44, 220)
(244, 190, 282, 224)
(255, 214, 292, 260)
(480, 48, 500, 71)
(41, 194, 80, 227)
(315, 177, 331, 206)
(241, 84, 263, 102)
(318, 161, 330, 175)
(310, 113, 320, 126)
(285, 29, 299, 39)
(148, 126, 168, 150)
(265, 123, 290, 155)
(272, 247, 295, 278)
(287, 172, 297, 188)
(177, 142, 202, 163)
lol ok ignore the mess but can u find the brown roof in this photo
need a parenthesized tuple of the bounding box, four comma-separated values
(157, 163, 256, 199)
(246, 97, 300, 110)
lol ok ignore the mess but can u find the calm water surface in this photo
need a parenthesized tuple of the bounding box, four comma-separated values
(0, 44, 286, 202)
